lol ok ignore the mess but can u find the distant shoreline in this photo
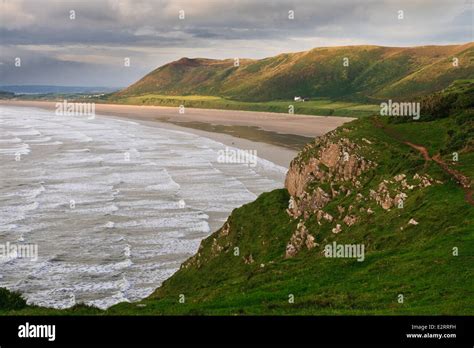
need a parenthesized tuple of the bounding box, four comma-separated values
(0, 100, 355, 167)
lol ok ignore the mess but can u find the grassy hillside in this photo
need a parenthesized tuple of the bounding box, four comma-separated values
(114, 43, 474, 103)
(2, 83, 472, 316)
(109, 94, 379, 118)
(113, 104, 472, 315)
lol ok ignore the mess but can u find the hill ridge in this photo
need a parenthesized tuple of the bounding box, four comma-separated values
(116, 43, 474, 102)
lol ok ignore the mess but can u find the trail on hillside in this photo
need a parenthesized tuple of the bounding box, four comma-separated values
(372, 118, 474, 206)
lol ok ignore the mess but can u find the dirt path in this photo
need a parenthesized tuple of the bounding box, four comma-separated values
(405, 142, 431, 162)
(432, 154, 474, 205)
(372, 118, 473, 206)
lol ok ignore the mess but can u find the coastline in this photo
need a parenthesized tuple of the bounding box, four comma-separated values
(116, 116, 298, 169)
(0, 100, 355, 168)
(0, 103, 291, 309)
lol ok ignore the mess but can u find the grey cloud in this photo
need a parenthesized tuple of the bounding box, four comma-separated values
(2, 0, 471, 45)
(0, 0, 471, 86)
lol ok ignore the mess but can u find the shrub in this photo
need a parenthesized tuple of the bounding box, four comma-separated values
(0, 288, 27, 310)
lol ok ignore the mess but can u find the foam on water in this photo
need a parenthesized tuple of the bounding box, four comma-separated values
(0, 105, 287, 309)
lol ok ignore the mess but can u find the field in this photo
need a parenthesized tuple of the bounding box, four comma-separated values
(107, 94, 380, 118)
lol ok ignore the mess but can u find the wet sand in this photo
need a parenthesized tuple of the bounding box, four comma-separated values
(0, 100, 354, 136)
(0, 100, 356, 167)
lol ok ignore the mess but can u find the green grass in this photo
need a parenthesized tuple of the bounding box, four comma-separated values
(114, 44, 474, 102)
(105, 94, 379, 118)
(388, 118, 454, 156)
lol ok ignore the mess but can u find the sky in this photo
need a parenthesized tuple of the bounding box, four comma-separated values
(0, 0, 472, 87)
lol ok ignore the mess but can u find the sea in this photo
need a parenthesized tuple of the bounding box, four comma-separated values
(0, 105, 286, 309)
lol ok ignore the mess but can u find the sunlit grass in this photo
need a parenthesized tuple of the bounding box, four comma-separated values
(108, 94, 379, 118)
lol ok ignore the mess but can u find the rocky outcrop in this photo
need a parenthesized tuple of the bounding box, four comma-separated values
(284, 133, 376, 257)
(283, 130, 442, 258)
(285, 221, 317, 258)
(285, 135, 375, 220)
(185, 127, 445, 266)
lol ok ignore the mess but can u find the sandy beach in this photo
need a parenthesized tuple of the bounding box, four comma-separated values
(0, 100, 355, 167)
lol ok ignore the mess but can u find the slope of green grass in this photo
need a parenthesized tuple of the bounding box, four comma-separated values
(376, 44, 474, 98)
(115, 43, 474, 102)
(106, 94, 379, 118)
(388, 79, 474, 155)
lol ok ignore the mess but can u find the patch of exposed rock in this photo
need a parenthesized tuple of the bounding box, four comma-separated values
(369, 173, 440, 210)
(285, 221, 317, 258)
(182, 220, 233, 269)
(332, 224, 342, 234)
(283, 132, 442, 258)
(243, 254, 254, 264)
(343, 215, 358, 226)
(285, 135, 375, 220)
(284, 134, 376, 257)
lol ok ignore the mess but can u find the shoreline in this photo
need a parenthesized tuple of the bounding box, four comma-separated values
(0, 100, 355, 168)
(109, 114, 297, 169)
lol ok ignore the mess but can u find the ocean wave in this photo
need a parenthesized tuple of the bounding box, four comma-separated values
(0, 105, 285, 309)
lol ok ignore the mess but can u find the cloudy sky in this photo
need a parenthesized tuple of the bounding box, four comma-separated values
(0, 0, 472, 87)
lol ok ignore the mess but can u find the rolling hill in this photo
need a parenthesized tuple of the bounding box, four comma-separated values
(115, 43, 474, 102)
